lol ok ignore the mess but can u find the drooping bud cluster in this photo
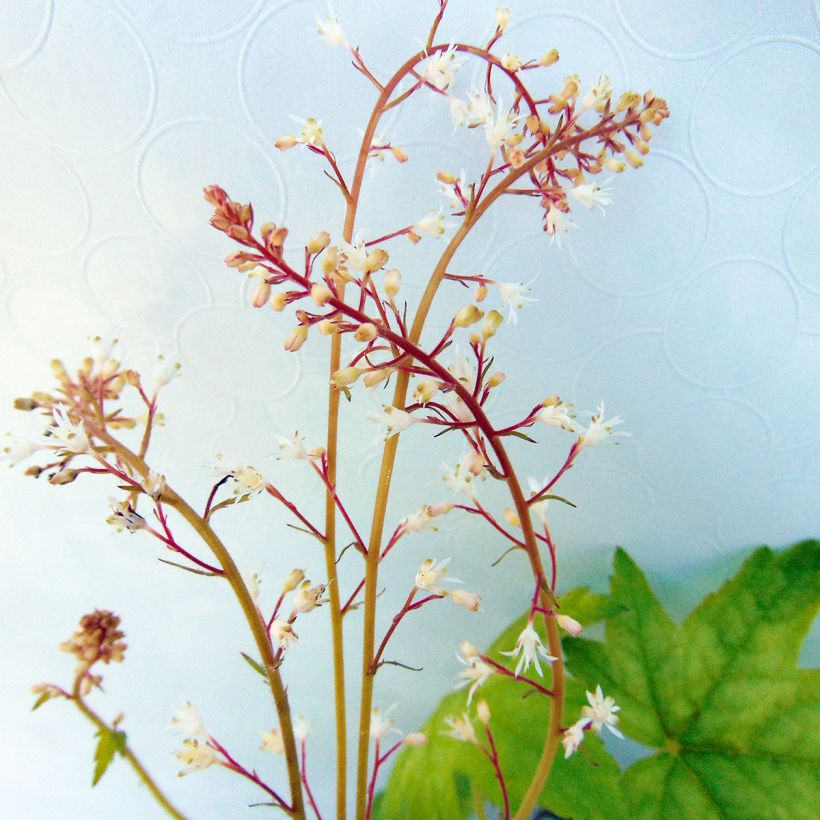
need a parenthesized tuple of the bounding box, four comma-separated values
(59, 610, 126, 692)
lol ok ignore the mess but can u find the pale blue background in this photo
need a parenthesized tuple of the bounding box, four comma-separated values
(0, 0, 818, 817)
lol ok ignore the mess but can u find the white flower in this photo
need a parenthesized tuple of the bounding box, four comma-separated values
(414, 208, 448, 238)
(441, 460, 479, 496)
(1, 433, 41, 467)
(483, 98, 520, 148)
(448, 349, 477, 391)
(450, 589, 482, 612)
(108, 499, 147, 533)
(260, 728, 284, 755)
(536, 399, 578, 432)
(443, 712, 478, 744)
(455, 652, 493, 705)
(153, 352, 181, 390)
(465, 89, 494, 126)
(368, 405, 418, 439)
(582, 74, 612, 110)
(497, 279, 538, 323)
(581, 685, 623, 737)
(316, 5, 347, 46)
(545, 205, 576, 248)
(213, 455, 266, 496)
(500, 621, 557, 677)
(415, 557, 461, 595)
(370, 704, 400, 742)
(578, 401, 629, 449)
(569, 180, 613, 215)
(293, 715, 312, 742)
(270, 619, 299, 649)
(449, 97, 469, 129)
(289, 115, 324, 147)
(400, 503, 452, 534)
(141, 470, 165, 501)
(340, 236, 369, 272)
(89, 335, 118, 372)
(171, 702, 207, 738)
(500, 53, 522, 72)
(47, 405, 90, 454)
(293, 581, 327, 614)
(175, 738, 217, 776)
(423, 43, 461, 91)
(246, 571, 262, 604)
(495, 6, 510, 30)
(562, 720, 586, 758)
(274, 430, 309, 460)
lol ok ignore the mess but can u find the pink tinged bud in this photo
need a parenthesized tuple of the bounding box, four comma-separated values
(275, 135, 298, 150)
(451, 589, 482, 612)
(354, 323, 378, 342)
(556, 613, 583, 636)
(391, 146, 408, 163)
(403, 732, 427, 746)
(476, 700, 491, 726)
(252, 281, 272, 308)
(311, 283, 333, 306)
(284, 325, 309, 352)
(429, 502, 454, 517)
(270, 292, 288, 312)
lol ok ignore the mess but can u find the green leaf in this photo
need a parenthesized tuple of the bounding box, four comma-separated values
(31, 691, 53, 711)
(241, 651, 270, 680)
(377, 587, 629, 820)
(92, 727, 127, 786)
(565, 540, 820, 819)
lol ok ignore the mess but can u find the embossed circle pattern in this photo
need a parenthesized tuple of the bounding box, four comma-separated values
(137, 119, 286, 258)
(0, 0, 51, 68)
(664, 258, 798, 389)
(784, 173, 820, 295)
(691, 38, 820, 195)
(1, 0, 155, 154)
(570, 152, 710, 297)
(0, 131, 89, 253)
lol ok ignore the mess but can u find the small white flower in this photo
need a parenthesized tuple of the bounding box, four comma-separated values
(293, 581, 327, 614)
(368, 405, 418, 439)
(370, 704, 401, 742)
(153, 352, 181, 390)
(316, 5, 347, 46)
(1, 433, 41, 467)
(213, 454, 266, 496)
(246, 571, 262, 605)
(423, 43, 461, 91)
(465, 89, 494, 127)
(274, 430, 309, 461)
(415, 557, 461, 595)
(175, 738, 217, 776)
(141, 470, 165, 501)
(171, 702, 207, 738)
(414, 208, 448, 238)
(108, 498, 147, 534)
(289, 115, 324, 147)
(545, 205, 576, 248)
(449, 97, 469, 129)
(293, 715, 312, 742)
(582, 74, 612, 110)
(536, 400, 578, 433)
(270, 619, 299, 649)
(500, 621, 557, 678)
(500, 53, 522, 72)
(441, 460, 479, 496)
(497, 279, 538, 324)
(569, 180, 613, 215)
(340, 236, 369, 273)
(577, 401, 630, 449)
(561, 720, 586, 758)
(455, 652, 493, 705)
(89, 335, 118, 372)
(581, 685, 623, 738)
(260, 728, 284, 755)
(47, 405, 90, 454)
(483, 98, 520, 148)
(400, 503, 452, 534)
(443, 712, 478, 744)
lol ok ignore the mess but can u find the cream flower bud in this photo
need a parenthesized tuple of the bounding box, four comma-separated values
(556, 613, 583, 636)
(275, 135, 298, 150)
(495, 7, 510, 30)
(282, 568, 306, 592)
(142, 470, 165, 501)
(284, 326, 309, 352)
(476, 700, 491, 726)
(451, 589, 482, 612)
(384, 268, 401, 299)
(293, 581, 327, 613)
(354, 323, 378, 342)
(454, 304, 484, 328)
(260, 728, 284, 755)
(318, 319, 340, 334)
(475, 283, 488, 302)
(504, 507, 521, 528)
(459, 640, 479, 659)
(365, 248, 389, 272)
(270, 292, 288, 311)
(404, 732, 428, 746)
(481, 309, 503, 340)
(252, 280, 272, 308)
(540, 48, 560, 66)
(625, 150, 643, 168)
(606, 158, 626, 173)
(331, 366, 364, 388)
(363, 367, 393, 387)
(413, 380, 439, 405)
(487, 372, 505, 389)
(307, 230, 330, 254)
(311, 283, 333, 306)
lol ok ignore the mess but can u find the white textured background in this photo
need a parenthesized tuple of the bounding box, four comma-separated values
(1, 1, 818, 817)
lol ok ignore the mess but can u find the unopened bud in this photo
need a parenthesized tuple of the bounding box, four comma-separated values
(13, 397, 39, 411)
(487, 372, 506, 388)
(391, 146, 408, 163)
(51, 359, 68, 382)
(354, 323, 378, 342)
(365, 248, 389, 272)
(49, 468, 78, 486)
(404, 732, 428, 746)
(451, 589, 482, 612)
(481, 309, 503, 340)
(495, 6, 510, 31)
(270, 292, 288, 312)
(625, 150, 643, 168)
(475, 283, 488, 302)
(555, 613, 583, 636)
(307, 230, 330, 254)
(284, 325, 309, 352)
(503, 507, 521, 528)
(318, 319, 340, 335)
(311, 283, 333, 306)
(454, 304, 484, 328)
(282, 568, 306, 593)
(252, 280, 272, 308)
(275, 135, 298, 150)
(413, 380, 439, 405)
(540, 49, 559, 66)
(384, 268, 401, 299)
(606, 158, 626, 173)
(477, 700, 491, 726)
(269, 226, 289, 248)
(363, 368, 393, 388)
(331, 367, 364, 388)
(469, 333, 481, 346)
(636, 139, 650, 155)
(460, 640, 479, 658)
(436, 170, 456, 185)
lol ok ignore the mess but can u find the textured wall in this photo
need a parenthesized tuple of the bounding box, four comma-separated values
(0, 1, 818, 817)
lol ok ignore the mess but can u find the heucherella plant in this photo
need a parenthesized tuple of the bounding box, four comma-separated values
(7, 3, 675, 819)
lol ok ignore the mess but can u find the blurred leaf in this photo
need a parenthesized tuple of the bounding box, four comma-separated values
(92, 727, 127, 786)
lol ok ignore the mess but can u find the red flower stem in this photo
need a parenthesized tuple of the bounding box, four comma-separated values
(364, 225, 412, 246)
(479, 655, 554, 698)
(483, 726, 510, 820)
(311, 459, 367, 554)
(454, 503, 527, 550)
(265, 484, 325, 541)
(340, 528, 402, 615)
(211, 736, 290, 812)
(267, 593, 287, 630)
(203, 477, 229, 519)
(369, 587, 417, 672)
(300, 740, 323, 820)
(365, 738, 381, 820)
